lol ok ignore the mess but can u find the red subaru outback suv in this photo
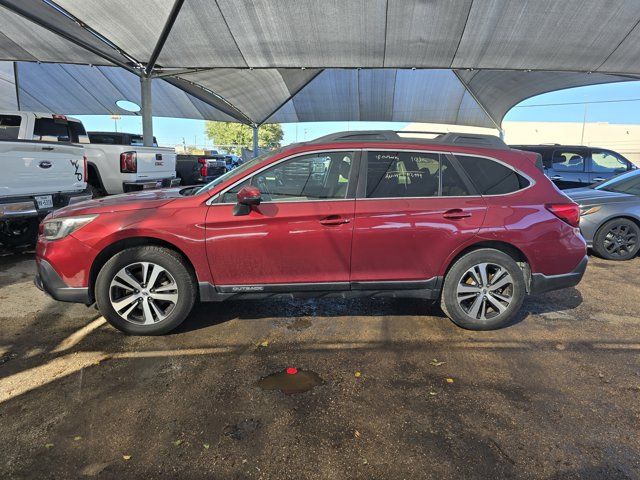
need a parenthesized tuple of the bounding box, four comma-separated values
(35, 131, 587, 335)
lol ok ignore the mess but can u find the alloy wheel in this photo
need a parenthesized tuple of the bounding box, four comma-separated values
(603, 224, 637, 258)
(456, 263, 514, 321)
(109, 262, 179, 325)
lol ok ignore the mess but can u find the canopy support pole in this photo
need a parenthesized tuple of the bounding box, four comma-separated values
(252, 124, 259, 158)
(141, 76, 153, 147)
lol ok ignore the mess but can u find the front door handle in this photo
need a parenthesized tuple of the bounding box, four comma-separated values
(319, 215, 350, 226)
(41, 146, 54, 151)
(443, 209, 472, 220)
(593, 177, 605, 182)
(550, 175, 563, 180)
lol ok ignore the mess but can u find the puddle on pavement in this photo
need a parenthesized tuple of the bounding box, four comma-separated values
(257, 368, 324, 395)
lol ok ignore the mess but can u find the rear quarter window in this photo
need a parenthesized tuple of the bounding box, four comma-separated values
(455, 155, 530, 195)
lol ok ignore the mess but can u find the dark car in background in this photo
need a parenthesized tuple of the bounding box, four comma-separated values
(88, 131, 158, 147)
(175, 154, 229, 185)
(565, 170, 640, 261)
(512, 145, 637, 190)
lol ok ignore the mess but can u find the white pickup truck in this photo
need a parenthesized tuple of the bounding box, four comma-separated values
(0, 112, 91, 246)
(84, 131, 179, 196)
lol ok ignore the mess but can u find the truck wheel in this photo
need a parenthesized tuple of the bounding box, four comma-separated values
(593, 218, 640, 261)
(0, 219, 38, 248)
(95, 246, 196, 335)
(441, 249, 525, 330)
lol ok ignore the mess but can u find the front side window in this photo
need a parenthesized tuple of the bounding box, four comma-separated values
(252, 152, 353, 202)
(455, 155, 529, 195)
(551, 150, 585, 172)
(591, 150, 628, 174)
(366, 151, 440, 198)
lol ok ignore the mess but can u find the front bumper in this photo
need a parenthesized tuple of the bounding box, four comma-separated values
(529, 256, 588, 295)
(34, 258, 90, 304)
(123, 177, 181, 192)
(0, 190, 92, 221)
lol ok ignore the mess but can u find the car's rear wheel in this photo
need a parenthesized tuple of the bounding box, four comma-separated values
(593, 218, 640, 261)
(95, 246, 196, 335)
(441, 249, 525, 330)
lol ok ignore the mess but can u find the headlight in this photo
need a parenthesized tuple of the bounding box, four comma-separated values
(579, 206, 601, 217)
(41, 215, 98, 240)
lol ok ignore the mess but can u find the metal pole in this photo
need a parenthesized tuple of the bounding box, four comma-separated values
(252, 124, 259, 158)
(141, 76, 153, 147)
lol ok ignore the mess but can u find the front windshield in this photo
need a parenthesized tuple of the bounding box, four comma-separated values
(593, 169, 640, 195)
(195, 149, 283, 195)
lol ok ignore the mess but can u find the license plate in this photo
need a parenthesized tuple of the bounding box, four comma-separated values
(35, 195, 53, 209)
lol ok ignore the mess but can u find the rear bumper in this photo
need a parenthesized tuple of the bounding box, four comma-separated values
(123, 177, 180, 192)
(34, 258, 90, 304)
(529, 256, 588, 295)
(0, 190, 92, 221)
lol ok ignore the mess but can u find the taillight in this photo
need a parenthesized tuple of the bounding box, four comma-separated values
(546, 203, 580, 228)
(82, 155, 87, 181)
(120, 151, 137, 173)
(198, 157, 208, 177)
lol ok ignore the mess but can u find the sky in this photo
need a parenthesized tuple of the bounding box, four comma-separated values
(75, 80, 640, 150)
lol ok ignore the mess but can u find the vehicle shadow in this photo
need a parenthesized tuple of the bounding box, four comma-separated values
(175, 287, 584, 334)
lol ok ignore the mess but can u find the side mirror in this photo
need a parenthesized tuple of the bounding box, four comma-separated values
(233, 185, 261, 216)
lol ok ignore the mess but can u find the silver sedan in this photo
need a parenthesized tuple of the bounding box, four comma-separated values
(565, 170, 640, 261)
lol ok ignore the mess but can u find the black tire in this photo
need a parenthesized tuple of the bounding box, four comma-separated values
(95, 246, 196, 335)
(0, 218, 39, 247)
(441, 249, 526, 330)
(592, 218, 640, 261)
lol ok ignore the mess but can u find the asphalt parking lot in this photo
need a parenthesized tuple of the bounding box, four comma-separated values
(1, 249, 639, 480)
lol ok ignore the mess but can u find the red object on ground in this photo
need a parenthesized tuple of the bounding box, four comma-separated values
(286, 367, 298, 375)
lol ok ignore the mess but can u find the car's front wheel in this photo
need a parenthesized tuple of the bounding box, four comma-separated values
(441, 249, 525, 330)
(95, 246, 196, 335)
(592, 218, 640, 261)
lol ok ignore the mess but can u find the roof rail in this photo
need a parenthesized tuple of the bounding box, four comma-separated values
(306, 130, 508, 150)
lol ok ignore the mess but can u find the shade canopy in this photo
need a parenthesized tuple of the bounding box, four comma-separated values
(0, 0, 638, 128)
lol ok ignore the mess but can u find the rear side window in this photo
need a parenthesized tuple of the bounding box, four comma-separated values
(366, 152, 473, 198)
(455, 155, 529, 195)
(366, 152, 440, 198)
(551, 150, 585, 172)
(0, 115, 21, 140)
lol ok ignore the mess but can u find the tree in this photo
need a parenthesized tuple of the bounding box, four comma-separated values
(205, 122, 284, 155)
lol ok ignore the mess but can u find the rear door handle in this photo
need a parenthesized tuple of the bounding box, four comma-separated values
(443, 209, 472, 220)
(41, 146, 54, 151)
(319, 215, 350, 226)
(550, 175, 563, 180)
(593, 177, 605, 182)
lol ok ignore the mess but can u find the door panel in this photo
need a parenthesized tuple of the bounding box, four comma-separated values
(547, 148, 588, 189)
(206, 201, 355, 286)
(351, 197, 486, 282)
